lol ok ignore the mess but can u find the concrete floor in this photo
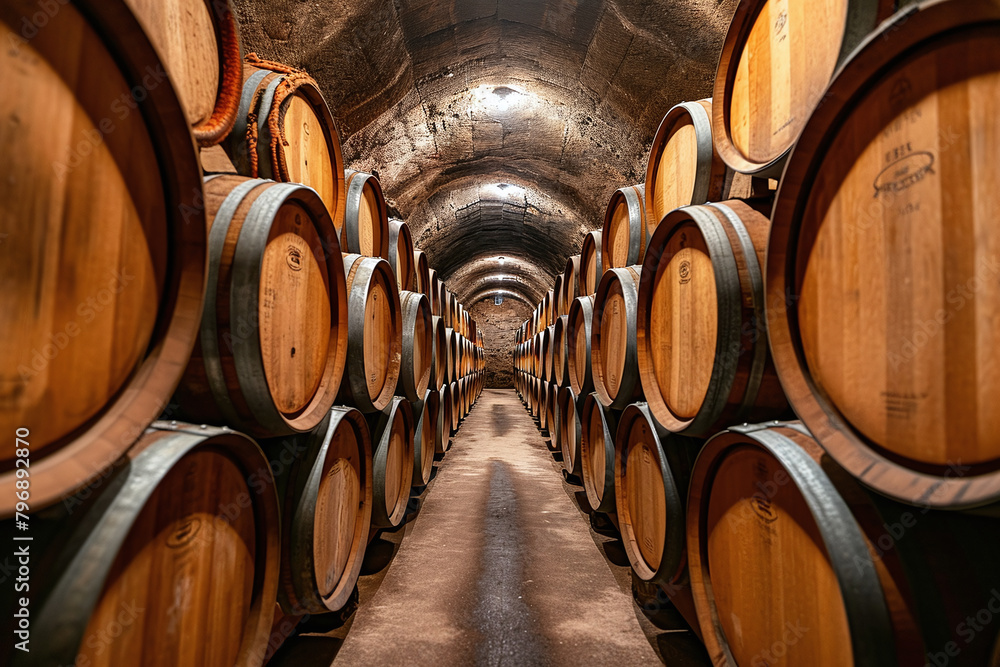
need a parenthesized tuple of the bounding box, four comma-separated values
(269, 389, 707, 666)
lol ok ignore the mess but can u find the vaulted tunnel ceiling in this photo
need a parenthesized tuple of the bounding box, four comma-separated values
(232, 0, 738, 308)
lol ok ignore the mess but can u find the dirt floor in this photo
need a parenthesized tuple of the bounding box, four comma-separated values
(269, 389, 708, 666)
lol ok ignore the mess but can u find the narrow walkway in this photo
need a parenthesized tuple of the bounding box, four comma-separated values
(324, 389, 663, 665)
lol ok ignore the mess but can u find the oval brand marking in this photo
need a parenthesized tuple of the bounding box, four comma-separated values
(874, 151, 935, 198)
(287, 246, 304, 271)
(679, 260, 692, 284)
(167, 518, 202, 548)
(749, 493, 777, 524)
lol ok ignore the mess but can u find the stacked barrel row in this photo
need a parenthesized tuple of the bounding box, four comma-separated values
(0, 1, 485, 665)
(516, 1, 1000, 665)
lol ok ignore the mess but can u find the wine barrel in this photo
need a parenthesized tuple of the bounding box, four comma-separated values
(561, 255, 582, 317)
(553, 274, 565, 318)
(552, 315, 570, 388)
(558, 387, 583, 478)
(645, 99, 727, 223)
(543, 382, 558, 441)
(615, 403, 700, 585)
(428, 269, 440, 316)
(438, 284, 450, 326)
(24, 423, 279, 667)
(687, 422, 901, 666)
(567, 295, 595, 396)
(338, 255, 402, 413)
(592, 266, 643, 409)
(449, 382, 461, 433)
(765, 1, 1000, 508)
(368, 397, 414, 529)
(266, 407, 372, 614)
(637, 200, 787, 436)
(580, 393, 618, 513)
(437, 383, 453, 454)
(228, 55, 346, 223)
(397, 291, 432, 402)
(388, 219, 415, 291)
(541, 325, 556, 383)
(0, 0, 206, 515)
(602, 185, 648, 269)
(342, 170, 390, 258)
(414, 249, 431, 301)
(176, 176, 348, 437)
(429, 315, 448, 390)
(411, 389, 438, 487)
(123, 0, 242, 146)
(444, 327, 458, 383)
(712, 0, 881, 176)
(581, 231, 604, 295)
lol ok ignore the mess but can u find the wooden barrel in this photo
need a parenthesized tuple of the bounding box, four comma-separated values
(552, 315, 570, 388)
(765, 1, 1000, 508)
(615, 403, 700, 585)
(438, 284, 450, 326)
(25, 423, 279, 667)
(338, 255, 402, 413)
(712, 0, 881, 176)
(267, 406, 372, 614)
(368, 397, 414, 529)
(388, 219, 416, 291)
(429, 315, 448, 390)
(553, 274, 565, 318)
(558, 387, 583, 478)
(0, 0, 206, 515)
(561, 255, 582, 317)
(581, 231, 604, 295)
(428, 269, 440, 316)
(228, 56, 346, 223)
(444, 327, 458, 383)
(449, 382, 461, 433)
(176, 176, 348, 437)
(396, 291, 432, 402)
(645, 99, 727, 223)
(541, 325, 556, 383)
(592, 266, 643, 409)
(637, 200, 787, 436)
(123, 0, 243, 146)
(436, 384, 452, 454)
(580, 393, 618, 513)
(567, 295, 596, 396)
(411, 389, 438, 487)
(342, 170, 390, 258)
(414, 249, 431, 301)
(602, 185, 648, 269)
(687, 422, 903, 666)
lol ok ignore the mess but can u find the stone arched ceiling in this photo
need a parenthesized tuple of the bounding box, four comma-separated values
(232, 0, 737, 308)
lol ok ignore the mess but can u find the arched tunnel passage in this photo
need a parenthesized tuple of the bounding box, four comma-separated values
(232, 0, 739, 385)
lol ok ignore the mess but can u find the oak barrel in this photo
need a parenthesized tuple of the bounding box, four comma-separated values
(437, 384, 453, 454)
(413, 249, 431, 301)
(581, 231, 604, 295)
(687, 423, 902, 666)
(429, 315, 448, 390)
(266, 406, 372, 614)
(228, 56, 346, 223)
(592, 266, 643, 409)
(368, 397, 414, 529)
(637, 200, 787, 436)
(553, 275, 565, 318)
(557, 387, 583, 479)
(23, 423, 279, 667)
(388, 219, 416, 291)
(561, 255, 582, 317)
(397, 291, 432, 402)
(552, 315, 570, 388)
(765, 0, 1000, 508)
(411, 389, 439, 487)
(567, 295, 596, 396)
(645, 99, 727, 223)
(602, 184, 648, 269)
(0, 0, 206, 515)
(428, 269, 441, 316)
(580, 393, 618, 513)
(175, 176, 348, 437)
(338, 255, 402, 413)
(615, 403, 700, 585)
(123, 0, 243, 146)
(449, 382, 461, 433)
(343, 170, 390, 258)
(712, 0, 880, 176)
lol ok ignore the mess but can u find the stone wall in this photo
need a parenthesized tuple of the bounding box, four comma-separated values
(470, 296, 531, 388)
